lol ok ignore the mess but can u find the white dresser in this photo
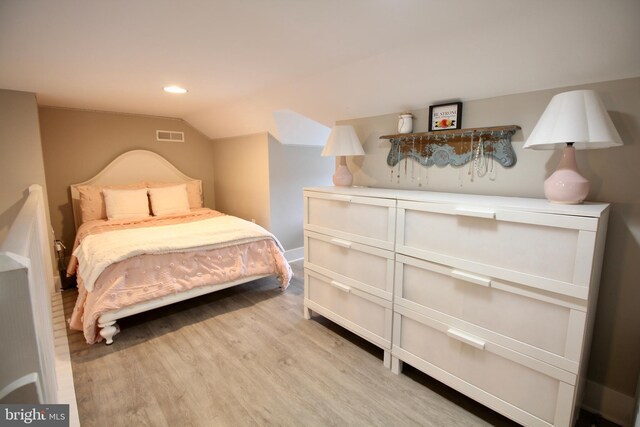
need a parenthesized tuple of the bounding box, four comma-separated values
(303, 186, 609, 427)
(303, 189, 397, 367)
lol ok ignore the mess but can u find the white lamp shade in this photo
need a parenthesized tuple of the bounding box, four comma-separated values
(321, 125, 365, 157)
(524, 90, 623, 150)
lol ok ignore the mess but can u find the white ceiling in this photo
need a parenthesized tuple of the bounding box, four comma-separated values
(1, 0, 639, 140)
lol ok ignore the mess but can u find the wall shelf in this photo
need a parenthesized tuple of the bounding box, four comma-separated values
(380, 125, 521, 168)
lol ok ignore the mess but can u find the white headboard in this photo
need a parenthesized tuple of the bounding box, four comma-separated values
(70, 150, 201, 230)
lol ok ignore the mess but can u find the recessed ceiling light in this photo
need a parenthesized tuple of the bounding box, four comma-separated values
(163, 86, 187, 94)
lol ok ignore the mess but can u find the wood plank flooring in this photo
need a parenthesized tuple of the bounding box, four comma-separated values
(61, 261, 606, 426)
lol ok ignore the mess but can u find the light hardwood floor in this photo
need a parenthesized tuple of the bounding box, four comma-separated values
(62, 261, 608, 426)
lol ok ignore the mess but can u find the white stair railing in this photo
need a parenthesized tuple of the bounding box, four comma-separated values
(0, 184, 57, 403)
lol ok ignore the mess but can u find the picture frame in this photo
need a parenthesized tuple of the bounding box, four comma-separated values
(428, 102, 463, 131)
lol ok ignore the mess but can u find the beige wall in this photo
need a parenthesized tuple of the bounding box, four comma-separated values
(212, 132, 334, 251)
(39, 107, 216, 249)
(341, 77, 640, 400)
(211, 133, 271, 229)
(0, 90, 51, 247)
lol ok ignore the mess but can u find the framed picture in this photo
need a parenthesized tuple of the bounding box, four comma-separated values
(428, 102, 462, 131)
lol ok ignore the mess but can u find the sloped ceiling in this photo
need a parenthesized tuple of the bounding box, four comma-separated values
(1, 0, 639, 141)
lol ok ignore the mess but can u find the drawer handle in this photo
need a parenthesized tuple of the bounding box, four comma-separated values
(446, 329, 486, 350)
(330, 238, 353, 249)
(454, 207, 496, 219)
(450, 269, 492, 287)
(330, 280, 351, 293)
(331, 195, 353, 203)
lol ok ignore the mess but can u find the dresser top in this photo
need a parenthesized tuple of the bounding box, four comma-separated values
(304, 186, 609, 218)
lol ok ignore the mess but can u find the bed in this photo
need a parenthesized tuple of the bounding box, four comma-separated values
(66, 150, 292, 345)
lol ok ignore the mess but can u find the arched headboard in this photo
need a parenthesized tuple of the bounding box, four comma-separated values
(70, 150, 201, 230)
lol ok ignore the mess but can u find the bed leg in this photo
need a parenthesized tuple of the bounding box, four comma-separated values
(98, 320, 120, 345)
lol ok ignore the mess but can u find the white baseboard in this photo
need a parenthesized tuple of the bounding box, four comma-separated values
(583, 379, 635, 426)
(284, 247, 303, 263)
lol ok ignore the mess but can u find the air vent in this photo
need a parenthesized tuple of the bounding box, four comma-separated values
(156, 130, 185, 142)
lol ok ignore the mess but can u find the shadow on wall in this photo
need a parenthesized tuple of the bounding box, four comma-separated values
(575, 106, 640, 417)
(0, 192, 28, 245)
(589, 202, 640, 397)
(58, 189, 77, 251)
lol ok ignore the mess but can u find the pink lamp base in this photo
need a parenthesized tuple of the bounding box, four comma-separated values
(333, 156, 354, 186)
(544, 145, 589, 204)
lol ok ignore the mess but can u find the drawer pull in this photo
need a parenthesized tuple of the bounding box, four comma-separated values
(330, 280, 351, 293)
(450, 269, 492, 287)
(330, 238, 353, 249)
(331, 195, 353, 203)
(454, 207, 496, 219)
(446, 329, 486, 350)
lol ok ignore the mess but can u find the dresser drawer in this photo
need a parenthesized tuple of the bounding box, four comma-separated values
(304, 191, 396, 250)
(396, 200, 600, 298)
(392, 306, 575, 426)
(304, 269, 392, 350)
(395, 255, 585, 372)
(304, 230, 394, 300)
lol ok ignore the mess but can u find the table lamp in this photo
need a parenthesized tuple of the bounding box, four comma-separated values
(523, 89, 622, 204)
(321, 125, 365, 186)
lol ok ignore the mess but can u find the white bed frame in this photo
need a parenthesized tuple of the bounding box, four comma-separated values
(70, 150, 270, 344)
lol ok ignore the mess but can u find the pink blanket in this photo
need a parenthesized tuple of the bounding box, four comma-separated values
(68, 210, 292, 344)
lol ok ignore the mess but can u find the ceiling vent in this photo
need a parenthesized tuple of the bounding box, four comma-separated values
(156, 130, 184, 142)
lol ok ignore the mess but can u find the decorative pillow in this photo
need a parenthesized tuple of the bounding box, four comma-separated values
(148, 184, 191, 216)
(146, 180, 203, 209)
(102, 188, 151, 221)
(77, 183, 147, 223)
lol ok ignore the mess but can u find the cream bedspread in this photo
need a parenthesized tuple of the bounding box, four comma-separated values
(68, 210, 292, 344)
